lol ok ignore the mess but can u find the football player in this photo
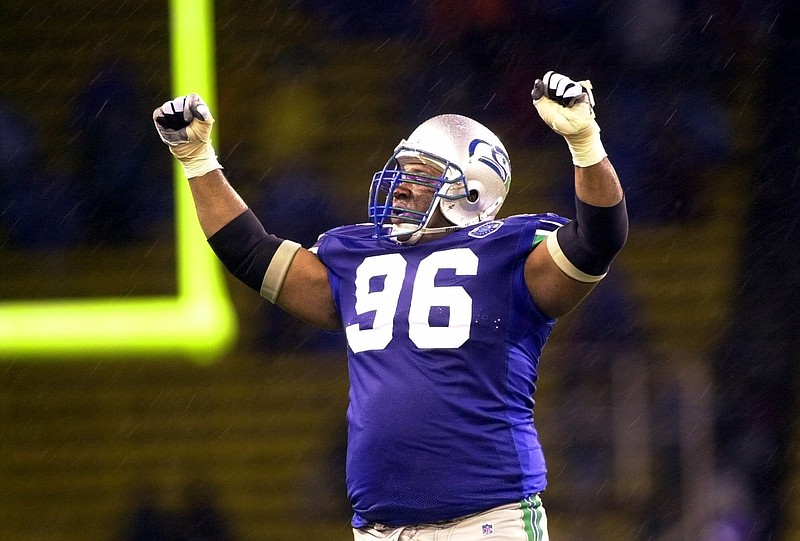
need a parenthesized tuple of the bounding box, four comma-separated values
(153, 71, 628, 540)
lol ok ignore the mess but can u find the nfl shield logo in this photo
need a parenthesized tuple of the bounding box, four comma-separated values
(481, 523, 494, 535)
(468, 220, 503, 239)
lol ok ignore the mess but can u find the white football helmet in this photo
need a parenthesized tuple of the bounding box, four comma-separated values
(368, 114, 511, 244)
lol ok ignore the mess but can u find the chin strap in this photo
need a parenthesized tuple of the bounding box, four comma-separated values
(420, 224, 465, 235)
(392, 223, 466, 245)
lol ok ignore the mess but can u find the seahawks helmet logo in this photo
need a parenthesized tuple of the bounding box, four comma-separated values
(469, 138, 510, 184)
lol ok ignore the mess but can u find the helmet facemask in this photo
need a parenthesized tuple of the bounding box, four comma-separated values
(369, 145, 469, 243)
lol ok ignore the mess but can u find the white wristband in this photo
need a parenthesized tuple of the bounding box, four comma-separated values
(181, 154, 223, 179)
(564, 120, 607, 167)
(169, 141, 222, 179)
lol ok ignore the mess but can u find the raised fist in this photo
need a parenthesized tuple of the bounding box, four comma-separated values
(153, 94, 221, 178)
(153, 93, 214, 146)
(531, 71, 606, 167)
(531, 71, 594, 108)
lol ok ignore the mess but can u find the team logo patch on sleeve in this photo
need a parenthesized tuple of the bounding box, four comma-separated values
(468, 221, 503, 238)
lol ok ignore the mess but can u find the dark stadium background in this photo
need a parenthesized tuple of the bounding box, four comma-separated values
(1, 1, 798, 540)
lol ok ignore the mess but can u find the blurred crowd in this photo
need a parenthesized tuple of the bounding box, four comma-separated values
(0, 1, 757, 251)
(0, 59, 173, 250)
(117, 480, 237, 541)
(303, 0, 747, 223)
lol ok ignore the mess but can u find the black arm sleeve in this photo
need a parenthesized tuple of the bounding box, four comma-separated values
(556, 195, 629, 277)
(207, 209, 285, 292)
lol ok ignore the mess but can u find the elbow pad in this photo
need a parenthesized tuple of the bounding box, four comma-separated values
(546, 196, 628, 282)
(207, 209, 301, 302)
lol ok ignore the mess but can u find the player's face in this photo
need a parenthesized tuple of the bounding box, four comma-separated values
(391, 163, 449, 228)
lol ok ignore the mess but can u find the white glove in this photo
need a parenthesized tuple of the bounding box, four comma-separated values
(532, 71, 607, 167)
(153, 93, 222, 179)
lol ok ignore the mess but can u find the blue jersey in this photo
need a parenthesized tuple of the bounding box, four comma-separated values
(312, 214, 568, 527)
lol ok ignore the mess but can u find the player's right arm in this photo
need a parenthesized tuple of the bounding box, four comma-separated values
(153, 95, 340, 331)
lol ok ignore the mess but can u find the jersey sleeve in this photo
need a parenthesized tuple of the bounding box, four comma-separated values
(505, 213, 570, 250)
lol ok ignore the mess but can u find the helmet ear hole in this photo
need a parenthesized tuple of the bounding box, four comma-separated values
(468, 189, 479, 202)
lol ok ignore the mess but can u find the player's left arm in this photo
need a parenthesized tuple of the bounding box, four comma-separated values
(524, 72, 628, 318)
